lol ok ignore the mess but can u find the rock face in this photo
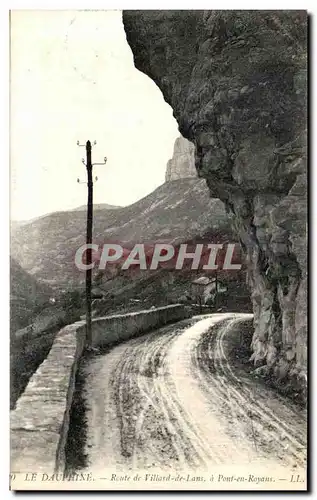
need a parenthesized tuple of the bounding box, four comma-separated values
(166, 136, 196, 181)
(123, 10, 307, 394)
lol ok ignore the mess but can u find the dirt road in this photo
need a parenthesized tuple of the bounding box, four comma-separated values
(82, 313, 307, 475)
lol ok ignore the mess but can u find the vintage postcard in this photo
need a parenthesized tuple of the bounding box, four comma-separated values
(10, 10, 307, 491)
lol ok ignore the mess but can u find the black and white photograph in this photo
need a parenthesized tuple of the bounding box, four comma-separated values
(9, 8, 308, 492)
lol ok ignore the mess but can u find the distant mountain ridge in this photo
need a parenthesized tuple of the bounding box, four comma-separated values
(11, 202, 121, 228)
(71, 203, 122, 211)
(11, 178, 232, 289)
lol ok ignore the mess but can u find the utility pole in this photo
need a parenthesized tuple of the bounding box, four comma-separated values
(85, 140, 93, 347)
(77, 140, 107, 348)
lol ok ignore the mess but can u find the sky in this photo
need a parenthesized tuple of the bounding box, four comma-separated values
(10, 10, 179, 221)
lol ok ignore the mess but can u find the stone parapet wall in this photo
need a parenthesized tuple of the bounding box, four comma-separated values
(10, 305, 188, 475)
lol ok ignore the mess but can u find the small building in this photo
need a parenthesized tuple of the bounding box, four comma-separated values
(191, 276, 227, 304)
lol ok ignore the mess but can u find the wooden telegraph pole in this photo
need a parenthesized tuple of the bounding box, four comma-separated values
(85, 140, 93, 347)
(77, 140, 107, 348)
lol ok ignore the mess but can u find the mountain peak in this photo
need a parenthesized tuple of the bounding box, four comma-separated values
(165, 136, 197, 182)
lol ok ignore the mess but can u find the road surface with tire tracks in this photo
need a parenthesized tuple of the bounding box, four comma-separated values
(81, 313, 307, 482)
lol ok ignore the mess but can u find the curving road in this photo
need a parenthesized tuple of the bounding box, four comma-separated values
(82, 314, 307, 476)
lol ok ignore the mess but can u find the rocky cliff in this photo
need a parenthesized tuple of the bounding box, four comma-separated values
(166, 136, 196, 181)
(123, 10, 307, 395)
